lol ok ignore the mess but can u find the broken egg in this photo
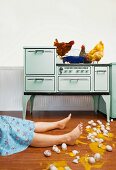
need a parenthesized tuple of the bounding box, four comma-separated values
(97, 120, 102, 125)
(94, 153, 101, 161)
(72, 158, 79, 164)
(106, 145, 112, 152)
(49, 164, 58, 170)
(106, 122, 110, 126)
(94, 138, 99, 142)
(61, 143, 67, 151)
(88, 157, 96, 164)
(92, 122, 97, 126)
(93, 127, 97, 131)
(92, 132, 97, 136)
(86, 125, 91, 129)
(98, 138, 104, 143)
(88, 120, 94, 125)
(44, 150, 51, 157)
(76, 155, 80, 160)
(106, 126, 110, 131)
(64, 166, 72, 170)
(96, 129, 101, 134)
(72, 150, 79, 155)
(103, 129, 108, 134)
(52, 145, 60, 153)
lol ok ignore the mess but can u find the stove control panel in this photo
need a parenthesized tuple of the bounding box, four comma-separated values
(58, 66, 91, 75)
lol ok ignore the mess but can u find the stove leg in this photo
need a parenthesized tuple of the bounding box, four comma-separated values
(101, 95, 110, 122)
(93, 95, 100, 114)
(30, 95, 35, 114)
(22, 95, 31, 119)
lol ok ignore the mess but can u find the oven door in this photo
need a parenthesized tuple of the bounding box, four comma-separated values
(25, 49, 55, 75)
(58, 76, 91, 92)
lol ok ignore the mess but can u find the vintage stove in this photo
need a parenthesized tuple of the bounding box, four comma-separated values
(23, 46, 113, 122)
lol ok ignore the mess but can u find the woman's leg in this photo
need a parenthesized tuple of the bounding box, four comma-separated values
(30, 123, 83, 147)
(34, 113, 71, 133)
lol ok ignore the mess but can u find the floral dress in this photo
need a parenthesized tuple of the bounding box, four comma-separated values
(0, 115, 35, 156)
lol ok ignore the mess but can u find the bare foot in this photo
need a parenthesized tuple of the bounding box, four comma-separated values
(57, 113, 71, 129)
(65, 123, 83, 145)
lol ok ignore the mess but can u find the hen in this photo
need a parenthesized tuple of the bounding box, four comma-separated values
(79, 45, 87, 57)
(87, 41, 104, 63)
(79, 45, 91, 63)
(54, 39, 74, 58)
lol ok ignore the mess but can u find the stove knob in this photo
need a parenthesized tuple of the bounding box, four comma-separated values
(69, 70, 72, 73)
(59, 67, 63, 74)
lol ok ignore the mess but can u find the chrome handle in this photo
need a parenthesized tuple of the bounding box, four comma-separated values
(95, 70, 106, 73)
(27, 78, 44, 81)
(61, 78, 88, 81)
(70, 78, 88, 81)
(27, 78, 53, 81)
(28, 50, 53, 53)
(28, 50, 44, 54)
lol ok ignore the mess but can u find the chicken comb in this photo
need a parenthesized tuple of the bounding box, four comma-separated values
(81, 45, 85, 49)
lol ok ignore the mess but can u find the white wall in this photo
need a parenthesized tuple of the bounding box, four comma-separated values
(0, 67, 23, 111)
(0, 0, 116, 66)
(0, 0, 115, 111)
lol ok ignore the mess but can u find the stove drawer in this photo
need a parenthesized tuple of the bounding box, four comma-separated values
(25, 76, 55, 92)
(94, 66, 109, 91)
(58, 77, 91, 92)
(25, 48, 55, 75)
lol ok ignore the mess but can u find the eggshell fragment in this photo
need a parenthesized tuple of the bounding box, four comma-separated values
(97, 120, 102, 125)
(106, 126, 110, 131)
(88, 120, 94, 125)
(52, 145, 60, 153)
(94, 153, 101, 161)
(72, 159, 79, 164)
(86, 125, 91, 129)
(96, 129, 101, 134)
(92, 123, 97, 126)
(91, 138, 95, 142)
(103, 129, 108, 134)
(49, 164, 58, 170)
(76, 156, 80, 160)
(88, 157, 96, 164)
(44, 150, 51, 157)
(98, 138, 104, 143)
(72, 150, 79, 155)
(94, 138, 99, 142)
(93, 127, 97, 131)
(106, 145, 112, 152)
(101, 127, 105, 132)
(61, 143, 67, 151)
(103, 133, 108, 137)
(100, 124, 105, 128)
(106, 122, 110, 126)
(92, 132, 97, 136)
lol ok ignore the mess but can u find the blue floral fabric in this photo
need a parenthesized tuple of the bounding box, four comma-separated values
(0, 115, 35, 156)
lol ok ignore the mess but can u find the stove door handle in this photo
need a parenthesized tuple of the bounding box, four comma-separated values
(95, 70, 106, 73)
(62, 78, 88, 81)
(70, 78, 88, 81)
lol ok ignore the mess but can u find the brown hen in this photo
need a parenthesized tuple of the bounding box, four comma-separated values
(54, 39, 74, 58)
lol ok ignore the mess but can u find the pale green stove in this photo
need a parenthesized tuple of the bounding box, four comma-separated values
(23, 46, 116, 122)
